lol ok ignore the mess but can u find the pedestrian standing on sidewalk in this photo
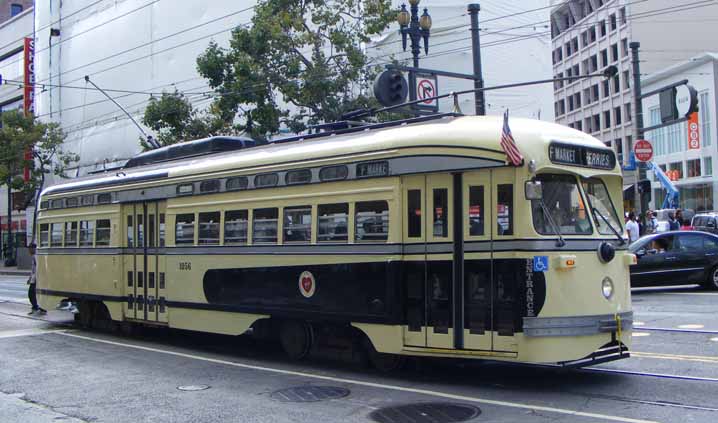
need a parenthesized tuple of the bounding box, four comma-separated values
(626, 212, 640, 244)
(27, 243, 46, 315)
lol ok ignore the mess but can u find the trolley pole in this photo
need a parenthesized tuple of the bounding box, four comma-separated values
(468, 4, 486, 116)
(630, 42, 645, 215)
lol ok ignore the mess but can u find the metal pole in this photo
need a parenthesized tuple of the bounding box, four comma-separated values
(5, 177, 14, 266)
(468, 4, 486, 116)
(630, 42, 644, 216)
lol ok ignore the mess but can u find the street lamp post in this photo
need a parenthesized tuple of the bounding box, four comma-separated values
(397, 0, 432, 103)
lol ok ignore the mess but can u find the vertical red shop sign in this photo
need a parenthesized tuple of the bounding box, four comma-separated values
(687, 112, 700, 150)
(23, 37, 35, 181)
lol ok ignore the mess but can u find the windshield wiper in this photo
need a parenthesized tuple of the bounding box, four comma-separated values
(538, 200, 566, 247)
(592, 206, 625, 245)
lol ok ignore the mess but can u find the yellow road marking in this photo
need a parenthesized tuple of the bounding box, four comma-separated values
(57, 332, 657, 423)
(633, 351, 718, 364)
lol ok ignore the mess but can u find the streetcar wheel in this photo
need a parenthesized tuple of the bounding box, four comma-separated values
(704, 266, 718, 290)
(77, 301, 95, 329)
(279, 320, 313, 360)
(363, 337, 405, 373)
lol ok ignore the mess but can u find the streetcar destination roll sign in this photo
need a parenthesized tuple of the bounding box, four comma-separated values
(548, 142, 616, 170)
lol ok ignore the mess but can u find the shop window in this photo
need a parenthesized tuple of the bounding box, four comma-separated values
(318, 203, 348, 242)
(253, 208, 278, 243)
(226, 176, 248, 191)
(433, 188, 449, 238)
(468, 186, 485, 236)
(687, 159, 701, 178)
(198, 212, 220, 245)
(497, 184, 513, 236)
(96, 219, 111, 246)
(283, 206, 312, 242)
(51, 223, 63, 247)
(175, 214, 195, 245)
(355, 201, 389, 241)
(65, 222, 78, 247)
(80, 221, 94, 246)
(224, 210, 248, 244)
(407, 190, 422, 238)
(705, 157, 713, 176)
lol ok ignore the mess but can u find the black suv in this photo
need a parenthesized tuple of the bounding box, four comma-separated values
(692, 213, 718, 234)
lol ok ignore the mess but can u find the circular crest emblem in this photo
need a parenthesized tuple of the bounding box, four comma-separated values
(298, 271, 316, 298)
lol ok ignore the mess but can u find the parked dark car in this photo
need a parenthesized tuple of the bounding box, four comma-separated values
(691, 213, 718, 234)
(629, 231, 718, 289)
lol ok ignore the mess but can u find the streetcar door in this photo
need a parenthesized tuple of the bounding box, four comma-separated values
(490, 168, 519, 353)
(402, 175, 427, 347)
(124, 201, 167, 323)
(462, 171, 493, 351)
(425, 174, 454, 349)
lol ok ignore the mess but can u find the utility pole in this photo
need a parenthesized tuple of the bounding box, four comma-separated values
(468, 4, 486, 116)
(630, 41, 645, 215)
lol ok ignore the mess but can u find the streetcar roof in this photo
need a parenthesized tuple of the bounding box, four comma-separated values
(42, 115, 617, 197)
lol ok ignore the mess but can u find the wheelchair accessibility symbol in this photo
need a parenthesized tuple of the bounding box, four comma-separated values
(533, 256, 549, 272)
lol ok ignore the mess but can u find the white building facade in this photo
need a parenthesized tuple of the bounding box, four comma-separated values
(642, 54, 718, 213)
(550, 0, 718, 209)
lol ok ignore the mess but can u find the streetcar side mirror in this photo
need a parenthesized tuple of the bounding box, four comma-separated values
(635, 248, 646, 257)
(525, 181, 543, 200)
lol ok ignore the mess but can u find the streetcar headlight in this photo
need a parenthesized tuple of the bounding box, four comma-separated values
(601, 277, 614, 299)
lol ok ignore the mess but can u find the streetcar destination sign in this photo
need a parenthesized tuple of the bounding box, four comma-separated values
(548, 142, 616, 170)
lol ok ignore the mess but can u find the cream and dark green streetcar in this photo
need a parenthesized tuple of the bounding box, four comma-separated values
(36, 114, 634, 369)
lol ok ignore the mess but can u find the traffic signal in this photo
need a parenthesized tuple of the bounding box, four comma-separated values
(638, 179, 652, 194)
(373, 70, 408, 107)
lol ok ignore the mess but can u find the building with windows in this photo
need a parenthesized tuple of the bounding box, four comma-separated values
(642, 53, 717, 213)
(550, 0, 718, 199)
(0, 2, 34, 255)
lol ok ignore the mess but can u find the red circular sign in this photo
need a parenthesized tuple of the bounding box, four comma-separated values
(634, 139, 653, 162)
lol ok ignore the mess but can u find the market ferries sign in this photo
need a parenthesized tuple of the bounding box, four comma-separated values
(548, 142, 616, 170)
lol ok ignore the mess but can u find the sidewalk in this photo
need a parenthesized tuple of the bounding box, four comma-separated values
(0, 264, 30, 277)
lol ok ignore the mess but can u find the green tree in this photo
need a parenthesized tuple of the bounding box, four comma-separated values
(141, 91, 228, 149)
(0, 110, 79, 243)
(196, 0, 396, 141)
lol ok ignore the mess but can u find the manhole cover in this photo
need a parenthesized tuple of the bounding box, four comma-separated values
(177, 385, 210, 391)
(270, 386, 350, 402)
(369, 402, 481, 423)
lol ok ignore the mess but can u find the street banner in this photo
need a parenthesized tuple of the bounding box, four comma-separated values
(23, 37, 35, 182)
(687, 112, 700, 150)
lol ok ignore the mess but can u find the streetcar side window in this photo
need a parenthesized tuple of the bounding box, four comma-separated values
(224, 210, 248, 245)
(318, 203, 348, 242)
(198, 212, 221, 245)
(65, 222, 78, 247)
(355, 201, 389, 242)
(497, 184, 513, 236)
(39, 224, 49, 247)
(407, 190, 422, 238)
(159, 214, 166, 247)
(148, 214, 156, 247)
(51, 223, 63, 247)
(96, 219, 111, 246)
(253, 208, 278, 243)
(283, 206, 312, 243)
(127, 215, 134, 247)
(433, 188, 449, 238)
(175, 214, 195, 245)
(468, 186, 485, 236)
(79, 221, 94, 247)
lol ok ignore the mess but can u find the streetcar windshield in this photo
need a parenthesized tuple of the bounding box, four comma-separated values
(582, 177, 623, 235)
(531, 174, 592, 235)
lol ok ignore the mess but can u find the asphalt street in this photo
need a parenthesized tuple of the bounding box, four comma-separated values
(1, 276, 717, 423)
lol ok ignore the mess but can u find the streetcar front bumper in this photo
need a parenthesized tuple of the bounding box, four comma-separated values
(523, 311, 633, 337)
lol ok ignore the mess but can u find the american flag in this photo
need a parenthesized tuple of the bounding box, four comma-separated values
(501, 110, 524, 166)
